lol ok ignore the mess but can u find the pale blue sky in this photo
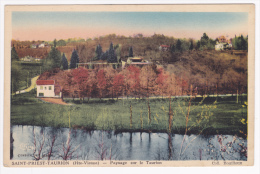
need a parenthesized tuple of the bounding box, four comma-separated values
(12, 12, 248, 41)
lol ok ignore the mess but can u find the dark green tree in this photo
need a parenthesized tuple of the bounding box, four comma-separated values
(176, 39, 182, 52)
(107, 42, 117, 63)
(129, 46, 133, 57)
(11, 45, 19, 61)
(189, 41, 194, 50)
(170, 44, 175, 53)
(196, 41, 201, 50)
(61, 53, 68, 70)
(200, 33, 209, 47)
(94, 44, 103, 60)
(240, 35, 247, 50)
(233, 35, 248, 50)
(46, 43, 61, 69)
(11, 63, 22, 95)
(100, 51, 108, 61)
(53, 39, 57, 48)
(232, 35, 238, 50)
(70, 49, 79, 69)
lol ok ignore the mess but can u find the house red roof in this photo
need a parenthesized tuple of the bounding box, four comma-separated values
(36, 80, 55, 85)
(160, 45, 170, 47)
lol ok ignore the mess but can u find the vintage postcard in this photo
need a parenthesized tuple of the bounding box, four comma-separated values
(3, 4, 255, 167)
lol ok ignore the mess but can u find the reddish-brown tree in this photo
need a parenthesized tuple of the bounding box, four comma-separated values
(97, 69, 107, 99)
(86, 70, 97, 100)
(127, 66, 141, 98)
(156, 68, 169, 98)
(113, 74, 124, 100)
(72, 67, 89, 101)
(139, 66, 157, 98)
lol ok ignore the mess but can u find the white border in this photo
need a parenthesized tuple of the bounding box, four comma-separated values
(0, 0, 259, 174)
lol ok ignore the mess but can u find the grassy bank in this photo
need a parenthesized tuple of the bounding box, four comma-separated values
(11, 91, 247, 136)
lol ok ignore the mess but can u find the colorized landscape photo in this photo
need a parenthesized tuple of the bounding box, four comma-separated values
(7, 6, 251, 164)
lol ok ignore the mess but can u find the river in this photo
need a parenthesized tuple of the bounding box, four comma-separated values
(10, 125, 247, 161)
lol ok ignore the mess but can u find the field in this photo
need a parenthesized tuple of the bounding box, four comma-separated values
(11, 91, 247, 136)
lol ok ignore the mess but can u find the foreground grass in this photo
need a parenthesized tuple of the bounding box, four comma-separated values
(11, 92, 247, 136)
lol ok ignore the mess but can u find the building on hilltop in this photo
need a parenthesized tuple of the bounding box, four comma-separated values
(31, 44, 38, 49)
(125, 57, 153, 68)
(159, 45, 170, 51)
(36, 80, 62, 98)
(31, 41, 47, 49)
(77, 60, 122, 69)
(38, 42, 45, 48)
(215, 35, 232, 51)
(21, 56, 33, 62)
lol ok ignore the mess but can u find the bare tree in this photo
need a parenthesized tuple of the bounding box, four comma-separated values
(58, 130, 81, 160)
(32, 127, 45, 160)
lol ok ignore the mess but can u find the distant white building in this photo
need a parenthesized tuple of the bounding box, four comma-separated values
(36, 80, 62, 98)
(31, 44, 37, 49)
(35, 58, 41, 62)
(215, 42, 225, 51)
(215, 35, 233, 51)
(38, 43, 45, 48)
(21, 56, 33, 62)
(215, 42, 232, 51)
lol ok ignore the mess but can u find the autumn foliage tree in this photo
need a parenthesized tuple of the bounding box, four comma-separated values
(140, 66, 157, 98)
(156, 68, 169, 98)
(97, 69, 107, 99)
(127, 66, 141, 98)
(39, 65, 190, 100)
(113, 74, 124, 99)
(72, 67, 89, 101)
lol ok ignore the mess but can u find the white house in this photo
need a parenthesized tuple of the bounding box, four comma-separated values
(35, 58, 41, 62)
(215, 43, 225, 51)
(31, 44, 37, 49)
(21, 56, 33, 62)
(38, 43, 45, 48)
(36, 80, 62, 98)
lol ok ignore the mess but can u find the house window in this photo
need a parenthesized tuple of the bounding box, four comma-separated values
(39, 93, 44, 97)
(45, 87, 47, 90)
(49, 86, 52, 90)
(40, 86, 43, 90)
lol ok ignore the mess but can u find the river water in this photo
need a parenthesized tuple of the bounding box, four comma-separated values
(11, 125, 247, 161)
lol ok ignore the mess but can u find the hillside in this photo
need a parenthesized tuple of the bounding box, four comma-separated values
(12, 34, 248, 97)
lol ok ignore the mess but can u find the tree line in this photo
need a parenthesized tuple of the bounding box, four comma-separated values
(38, 66, 189, 101)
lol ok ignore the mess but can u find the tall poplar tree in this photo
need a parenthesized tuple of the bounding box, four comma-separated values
(61, 53, 68, 70)
(94, 44, 103, 60)
(11, 45, 19, 61)
(176, 39, 182, 52)
(107, 42, 117, 63)
(129, 46, 133, 57)
(46, 39, 61, 69)
(70, 49, 79, 69)
(189, 41, 194, 50)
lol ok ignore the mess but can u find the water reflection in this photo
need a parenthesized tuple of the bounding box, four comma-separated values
(11, 125, 247, 161)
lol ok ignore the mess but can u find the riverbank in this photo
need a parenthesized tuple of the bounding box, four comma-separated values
(11, 91, 247, 136)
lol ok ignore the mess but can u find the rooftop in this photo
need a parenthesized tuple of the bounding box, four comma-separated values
(36, 80, 55, 85)
(160, 45, 170, 47)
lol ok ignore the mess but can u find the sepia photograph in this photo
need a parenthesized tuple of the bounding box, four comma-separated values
(2, 3, 256, 168)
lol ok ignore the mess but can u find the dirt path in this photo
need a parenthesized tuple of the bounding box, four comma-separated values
(13, 75, 39, 95)
(40, 98, 70, 105)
